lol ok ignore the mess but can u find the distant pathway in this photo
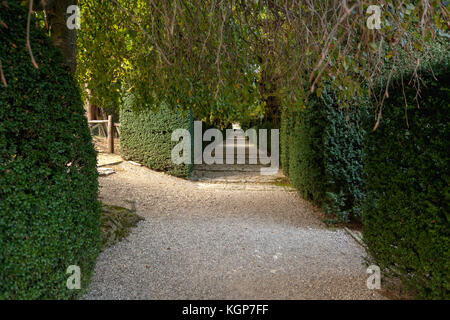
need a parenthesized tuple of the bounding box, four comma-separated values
(84, 138, 384, 299)
(191, 127, 288, 189)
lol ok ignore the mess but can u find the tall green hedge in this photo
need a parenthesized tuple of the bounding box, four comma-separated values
(287, 103, 326, 204)
(282, 87, 366, 222)
(280, 106, 292, 177)
(281, 43, 450, 298)
(120, 93, 193, 178)
(363, 52, 450, 299)
(0, 2, 101, 299)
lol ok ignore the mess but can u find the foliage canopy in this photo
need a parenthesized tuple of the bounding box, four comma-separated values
(76, 0, 449, 124)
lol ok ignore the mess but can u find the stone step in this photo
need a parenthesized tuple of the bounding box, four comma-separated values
(190, 169, 284, 181)
(193, 164, 270, 172)
(194, 182, 296, 192)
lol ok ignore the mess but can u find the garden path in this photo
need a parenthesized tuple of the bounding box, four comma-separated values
(84, 136, 384, 299)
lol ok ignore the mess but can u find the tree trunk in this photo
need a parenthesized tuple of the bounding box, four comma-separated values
(43, 0, 78, 73)
(84, 87, 99, 121)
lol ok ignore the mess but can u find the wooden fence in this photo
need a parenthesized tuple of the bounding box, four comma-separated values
(88, 115, 120, 154)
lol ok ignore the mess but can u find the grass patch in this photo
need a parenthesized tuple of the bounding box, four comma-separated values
(101, 203, 144, 249)
(272, 177, 292, 187)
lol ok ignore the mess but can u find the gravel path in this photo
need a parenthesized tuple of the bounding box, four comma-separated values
(84, 159, 384, 300)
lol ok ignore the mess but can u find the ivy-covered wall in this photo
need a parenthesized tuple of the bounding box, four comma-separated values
(119, 93, 193, 178)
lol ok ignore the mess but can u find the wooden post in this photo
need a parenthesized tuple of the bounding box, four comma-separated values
(107, 115, 114, 154)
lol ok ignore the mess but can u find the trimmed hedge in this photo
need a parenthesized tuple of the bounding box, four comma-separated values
(280, 106, 291, 177)
(282, 88, 366, 222)
(0, 2, 101, 299)
(281, 43, 450, 298)
(120, 93, 193, 178)
(287, 104, 326, 205)
(362, 52, 450, 299)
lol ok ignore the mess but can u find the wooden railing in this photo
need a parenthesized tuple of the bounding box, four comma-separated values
(88, 115, 120, 154)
